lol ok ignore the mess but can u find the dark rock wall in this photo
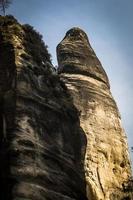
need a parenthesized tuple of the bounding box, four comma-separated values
(0, 24, 16, 199)
(0, 16, 87, 200)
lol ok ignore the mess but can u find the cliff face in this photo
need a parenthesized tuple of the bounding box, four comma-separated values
(57, 28, 132, 200)
(0, 16, 132, 200)
(0, 16, 87, 200)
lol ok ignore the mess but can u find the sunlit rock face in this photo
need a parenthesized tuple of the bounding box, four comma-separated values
(57, 27, 132, 200)
(0, 17, 87, 200)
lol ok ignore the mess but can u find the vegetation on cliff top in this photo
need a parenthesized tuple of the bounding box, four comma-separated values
(0, 15, 51, 65)
(23, 24, 51, 65)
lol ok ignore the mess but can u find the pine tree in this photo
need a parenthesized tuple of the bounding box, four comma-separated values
(0, 0, 12, 16)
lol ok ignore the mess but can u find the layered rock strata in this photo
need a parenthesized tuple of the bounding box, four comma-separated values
(0, 16, 87, 200)
(57, 27, 132, 200)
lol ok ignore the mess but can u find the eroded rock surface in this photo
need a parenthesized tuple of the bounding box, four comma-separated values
(0, 17, 87, 200)
(57, 27, 132, 200)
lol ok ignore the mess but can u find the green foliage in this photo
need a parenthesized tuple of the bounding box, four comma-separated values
(0, 15, 18, 26)
(122, 177, 133, 200)
(23, 24, 51, 65)
(0, 15, 52, 69)
(0, 15, 23, 43)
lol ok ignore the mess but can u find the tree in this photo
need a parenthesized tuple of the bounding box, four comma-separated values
(0, 0, 12, 16)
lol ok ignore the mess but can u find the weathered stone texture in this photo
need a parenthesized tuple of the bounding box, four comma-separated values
(0, 17, 87, 200)
(57, 27, 132, 200)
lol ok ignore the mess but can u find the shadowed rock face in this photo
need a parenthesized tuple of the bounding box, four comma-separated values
(0, 17, 87, 200)
(57, 28, 132, 200)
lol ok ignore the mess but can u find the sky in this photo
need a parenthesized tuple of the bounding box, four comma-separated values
(6, 0, 133, 168)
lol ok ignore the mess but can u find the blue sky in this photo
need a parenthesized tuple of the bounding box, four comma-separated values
(7, 0, 133, 166)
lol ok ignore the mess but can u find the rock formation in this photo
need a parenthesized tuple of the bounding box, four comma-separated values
(0, 15, 132, 200)
(0, 16, 87, 200)
(57, 27, 132, 200)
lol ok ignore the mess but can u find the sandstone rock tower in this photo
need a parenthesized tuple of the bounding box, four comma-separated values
(57, 27, 132, 200)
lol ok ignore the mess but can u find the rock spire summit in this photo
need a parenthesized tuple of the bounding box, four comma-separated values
(57, 27, 110, 87)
